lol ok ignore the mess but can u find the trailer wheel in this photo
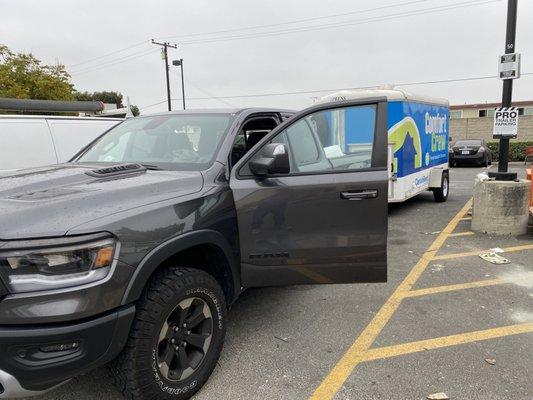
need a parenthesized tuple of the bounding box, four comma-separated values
(433, 171, 449, 202)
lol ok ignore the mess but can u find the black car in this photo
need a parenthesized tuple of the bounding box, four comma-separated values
(0, 101, 390, 399)
(449, 139, 492, 167)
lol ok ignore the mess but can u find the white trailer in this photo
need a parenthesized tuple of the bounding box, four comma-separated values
(319, 89, 450, 202)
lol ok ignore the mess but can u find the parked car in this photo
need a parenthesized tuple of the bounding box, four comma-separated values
(0, 103, 389, 400)
(449, 139, 492, 167)
(0, 115, 123, 174)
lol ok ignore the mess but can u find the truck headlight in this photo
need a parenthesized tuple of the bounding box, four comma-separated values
(0, 235, 117, 293)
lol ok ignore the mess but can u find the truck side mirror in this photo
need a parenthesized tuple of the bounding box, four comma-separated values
(249, 143, 290, 176)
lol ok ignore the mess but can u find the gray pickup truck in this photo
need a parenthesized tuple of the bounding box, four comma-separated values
(0, 101, 389, 400)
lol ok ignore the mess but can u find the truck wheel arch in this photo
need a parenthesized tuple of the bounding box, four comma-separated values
(121, 229, 241, 306)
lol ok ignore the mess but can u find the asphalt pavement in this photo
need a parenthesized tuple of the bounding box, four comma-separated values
(26, 163, 532, 400)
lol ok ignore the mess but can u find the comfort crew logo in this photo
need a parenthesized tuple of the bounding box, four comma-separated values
(388, 117, 422, 176)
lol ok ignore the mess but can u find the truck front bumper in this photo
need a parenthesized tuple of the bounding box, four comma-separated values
(0, 305, 134, 398)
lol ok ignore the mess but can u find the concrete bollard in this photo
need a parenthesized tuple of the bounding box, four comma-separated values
(472, 178, 531, 235)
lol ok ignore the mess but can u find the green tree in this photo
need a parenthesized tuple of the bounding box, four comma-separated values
(0, 44, 74, 100)
(75, 90, 140, 116)
(130, 105, 140, 116)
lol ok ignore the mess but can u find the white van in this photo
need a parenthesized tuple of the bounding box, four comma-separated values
(0, 115, 123, 173)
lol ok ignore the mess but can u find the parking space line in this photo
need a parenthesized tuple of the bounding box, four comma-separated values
(309, 199, 473, 400)
(433, 244, 533, 261)
(405, 278, 505, 298)
(360, 323, 533, 362)
(448, 231, 475, 237)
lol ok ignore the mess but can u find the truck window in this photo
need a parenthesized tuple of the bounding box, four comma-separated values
(268, 104, 377, 174)
(231, 116, 279, 167)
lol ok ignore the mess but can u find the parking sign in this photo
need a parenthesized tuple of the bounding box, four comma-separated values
(493, 107, 519, 138)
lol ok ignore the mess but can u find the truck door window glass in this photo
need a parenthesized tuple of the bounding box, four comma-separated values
(266, 104, 377, 174)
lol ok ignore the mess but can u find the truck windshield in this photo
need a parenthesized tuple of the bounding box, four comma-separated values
(76, 113, 233, 170)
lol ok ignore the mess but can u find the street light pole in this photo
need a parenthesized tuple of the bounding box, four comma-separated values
(491, 0, 518, 181)
(151, 40, 177, 112)
(172, 59, 186, 110)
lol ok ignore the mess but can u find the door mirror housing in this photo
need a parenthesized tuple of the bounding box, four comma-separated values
(249, 143, 290, 176)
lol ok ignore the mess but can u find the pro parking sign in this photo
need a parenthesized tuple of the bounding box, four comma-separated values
(493, 107, 519, 138)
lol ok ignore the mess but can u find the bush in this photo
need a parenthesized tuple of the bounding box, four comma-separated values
(487, 141, 533, 162)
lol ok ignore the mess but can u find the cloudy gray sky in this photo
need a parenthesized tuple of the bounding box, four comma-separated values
(1, 0, 531, 113)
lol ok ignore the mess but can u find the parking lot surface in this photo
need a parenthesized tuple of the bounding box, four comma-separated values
(28, 163, 532, 400)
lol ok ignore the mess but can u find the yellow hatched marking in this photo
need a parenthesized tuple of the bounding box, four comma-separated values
(309, 199, 473, 400)
(405, 278, 505, 298)
(361, 323, 533, 362)
(433, 244, 533, 261)
(448, 231, 475, 237)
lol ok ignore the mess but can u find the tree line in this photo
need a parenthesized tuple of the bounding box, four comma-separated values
(0, 44, 139, 116)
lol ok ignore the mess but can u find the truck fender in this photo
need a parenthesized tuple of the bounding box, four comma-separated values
(121, 229, 241, 305)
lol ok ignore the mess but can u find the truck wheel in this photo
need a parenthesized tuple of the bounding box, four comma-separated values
(433, 172, 449, 202)
(111, 267, 227, 400)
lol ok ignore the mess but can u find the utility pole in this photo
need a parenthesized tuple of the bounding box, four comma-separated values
(151, 40, 177, 111)
(491, 0, 518, 181)
(172, 59, 186, 110)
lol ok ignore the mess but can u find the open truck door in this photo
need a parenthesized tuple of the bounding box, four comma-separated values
(230, 99, 389, 286)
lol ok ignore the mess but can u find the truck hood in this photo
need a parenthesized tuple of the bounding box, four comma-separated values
(0, 163, 203, 239)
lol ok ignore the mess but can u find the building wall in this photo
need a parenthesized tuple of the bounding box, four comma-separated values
(450, 115, 533, 142)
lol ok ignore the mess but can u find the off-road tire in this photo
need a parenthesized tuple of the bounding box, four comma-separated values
(110, 267, 227, 400)
(433, 171, 449, 202)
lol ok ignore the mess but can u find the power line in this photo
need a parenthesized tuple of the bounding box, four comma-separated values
(155, 0, 439, 40)
(182, 79, 238, 108)
(68, 40, 149, 68)
(177, 0, 500, 45)
(66, 0, 498, 77)
(64, 0, 493, 73)
(70, 48, 159, 76)
(139, 72, 532, 110)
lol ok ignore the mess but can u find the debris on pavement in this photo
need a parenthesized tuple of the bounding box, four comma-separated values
(485, 358, 496, 365)
(427, 392, 449, 400)
(274, 335, 290, 343)
(479, 252, 510, 264)
(489, 247, 504, 253)
(431, 264, 445, 272)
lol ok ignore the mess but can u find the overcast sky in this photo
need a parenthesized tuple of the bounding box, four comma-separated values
(1, 0, 531, 114)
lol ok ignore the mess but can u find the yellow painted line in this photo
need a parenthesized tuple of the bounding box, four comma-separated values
(433, 244, 533, 261)
(448, 231, 475, 237)
(361, 323, 533, 362)
(309, 199, 473, 400)
(405, 278, 505, 298)
(460, 217, 472, 221)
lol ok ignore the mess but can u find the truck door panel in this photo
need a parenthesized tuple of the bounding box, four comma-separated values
(230, 100, 388, 287)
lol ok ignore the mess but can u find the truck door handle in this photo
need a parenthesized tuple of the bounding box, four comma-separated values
(340, 190, 378, 200)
